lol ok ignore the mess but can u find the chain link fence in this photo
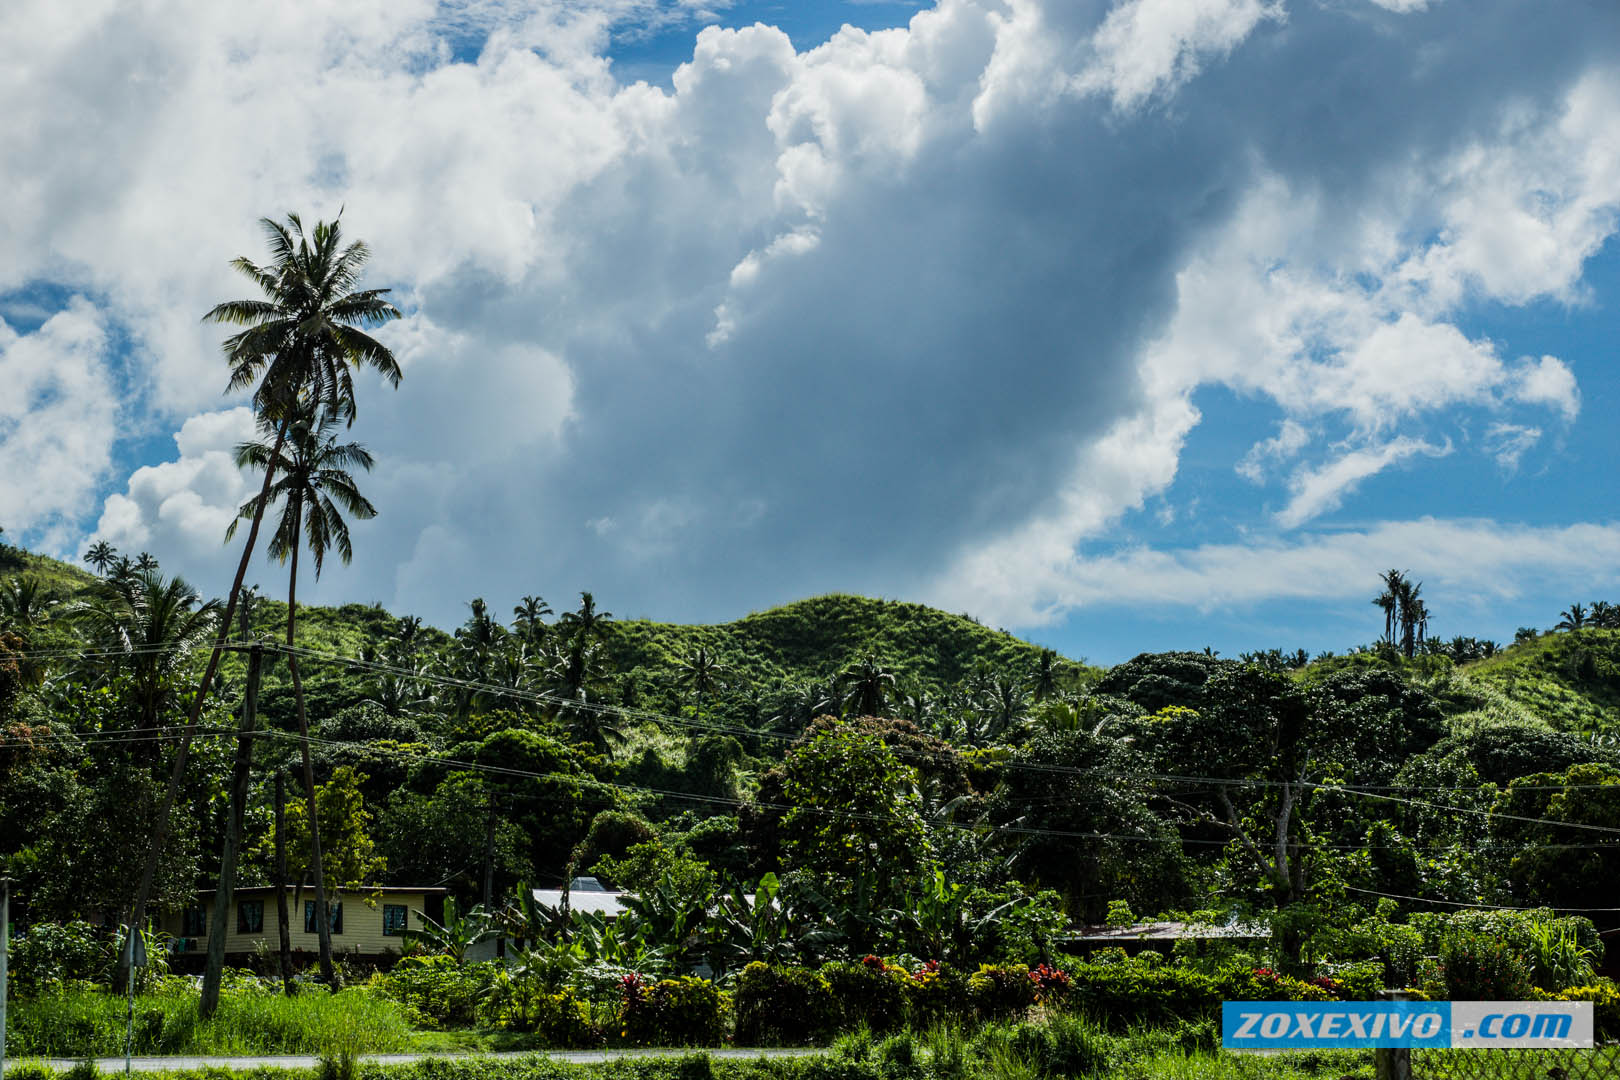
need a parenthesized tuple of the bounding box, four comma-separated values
(1412, 1044, 1620, 1079)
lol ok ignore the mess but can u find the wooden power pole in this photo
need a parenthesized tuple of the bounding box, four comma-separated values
(201, 644, 261, 1018)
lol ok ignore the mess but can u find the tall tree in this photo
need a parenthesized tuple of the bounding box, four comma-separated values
(228, 402, 377, 984)
(1556, 604, 1588, 631)
(512, 595, 552, 647)
(675, 646, 732, 724)
(125, 212, 402, 980)
(838, 652, 895, 718)
(558, 591, 612, 647)
(82, 540, 117, 576)
(72, 569, 220, 732)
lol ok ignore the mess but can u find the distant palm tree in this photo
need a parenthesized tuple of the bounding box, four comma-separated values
(1372, 569, 1403, 647)
(228, 402, 377, 985)
(839, 652, 896, 718)
(558, 591, 612, 647)
(108, 555, 135, 584)
(1030, 649, 1060, 702)
(72, 569, 219, 730)
(1590, 601, 1619, 630)
(1556, 604, 1588, 632)
(513, 595, 552, 647)
(674, 645, 731, 724)
(1373, 570, 1428, 658)
(82, 541, 117, 576)
(134, 552, 159, 572)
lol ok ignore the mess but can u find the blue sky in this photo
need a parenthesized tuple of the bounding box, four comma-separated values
(2, 0, 1619, 666)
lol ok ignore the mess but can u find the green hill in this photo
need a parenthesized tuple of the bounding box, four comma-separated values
(604, 593, 1092, 697)
(1460, 628, 1620, 734)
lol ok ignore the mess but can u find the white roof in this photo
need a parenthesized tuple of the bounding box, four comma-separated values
(532, 884, 631, 917)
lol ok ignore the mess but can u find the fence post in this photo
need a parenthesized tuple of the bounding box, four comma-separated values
(1, 876, 14, 1080)
(1375, 1045, 1412, 1080)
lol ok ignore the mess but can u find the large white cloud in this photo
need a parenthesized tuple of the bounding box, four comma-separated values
(0, 300, 119, 551)
(2, 0, 1617, 635)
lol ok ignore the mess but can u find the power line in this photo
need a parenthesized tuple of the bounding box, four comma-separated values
(1341, 886, 1620, 914)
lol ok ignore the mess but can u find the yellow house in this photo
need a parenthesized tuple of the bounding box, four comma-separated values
(161, 885, 449, 964)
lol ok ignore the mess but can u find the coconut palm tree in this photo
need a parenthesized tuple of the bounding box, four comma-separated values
(1590, 601, 1619, 630)
(674, 645, 731, 724)
(1397, 580, 1429, 659)
(134, 552, 160, 572)
(126, 214, 402, 976)
(227, 401, 377, 985)
(0, 576, 59, 634)
(1556, 604, 1589, 632)
(1372, 569, 1403, 647)
(82, 541, 117, 576)
(839, 652, 896, 718)
(558, 591, 612, 648)
(513, 596, 552, 648)
(71, 569, 219, 731)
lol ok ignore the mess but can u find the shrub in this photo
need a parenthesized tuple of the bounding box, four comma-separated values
(369, 958, 497, 1028)
(821, 960, 909, 1034)
(732, 963, 837, 1046)
(10, 921, 111, 997)
(1439, 932, 1535, 1001)
(967, 965, 1035, 1020)
(1557, 984, 1620, 1041)
(620, 975, 725, 1047)
(903, 962, 970, 1030)
(1065, 963, 1220, 1031)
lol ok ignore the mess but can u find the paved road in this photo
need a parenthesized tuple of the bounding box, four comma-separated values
(11, 1049, 821, 1073)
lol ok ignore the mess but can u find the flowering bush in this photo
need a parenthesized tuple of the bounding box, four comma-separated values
(904, 961, 969, 1029)
(968, 964, 1036, 1019)
(732, 962, 838, 1046)
(1438, 932, 1535, 1001)
(821, 960, 909, 1033)
(619, 974, 724, 1047)
(1028, 963, 1071, 1005)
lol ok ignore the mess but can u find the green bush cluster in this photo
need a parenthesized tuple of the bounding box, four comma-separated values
(620, 976, 726, 1047)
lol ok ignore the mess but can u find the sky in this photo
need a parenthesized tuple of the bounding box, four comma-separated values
(2, 0, 1619, 665)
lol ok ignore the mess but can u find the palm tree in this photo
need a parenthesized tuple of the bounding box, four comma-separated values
(71, 569, 219, 731)
(1372, 569, 1403, 647)
(0, 576, 59, 634)
(839, 652, 896, 717)
(1030, 649, 1060, 702)
(1556, 604, 1588, 632)
(1590, 601, 1619, 630)
(558, 591, 612, 647)
(674, 646, 731, 724)
(228, 403, 377, 985)
(513, 596, 552, 647)
(82, 541, 117, 576)
(134, 552, 160, 572)
(126, 213, 402, 976)
(1397, 580, 1429, 659)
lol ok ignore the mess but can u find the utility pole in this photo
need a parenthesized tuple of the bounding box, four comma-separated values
(201, 644, 261, 1018)
(273, 772, 293, 994)
(1, 876, 14, 1080)
(483, 793, 502, 959)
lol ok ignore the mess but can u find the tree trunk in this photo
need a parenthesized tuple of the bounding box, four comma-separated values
(286, 505, 337, 988)
(120, 418, 289, 993)
(200, 645, 262, 1018)
(274, 771, 294, 994)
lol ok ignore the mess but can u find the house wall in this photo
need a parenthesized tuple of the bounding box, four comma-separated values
(161, 890, 434, 958)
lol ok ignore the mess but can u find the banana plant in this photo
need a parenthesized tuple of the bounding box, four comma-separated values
(403, 896, 498, 963)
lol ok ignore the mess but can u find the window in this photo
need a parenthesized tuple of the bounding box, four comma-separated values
(182, 905, 207, 937)
(383, 904, 409, 936)
(304, 900, 343, 935)
(238, 899, 264, 934)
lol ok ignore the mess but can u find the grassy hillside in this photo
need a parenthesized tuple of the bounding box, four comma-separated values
(604, 593, 1096, 696)
(1461, 628, 1620, 733)
(2, 545, 1094, 728)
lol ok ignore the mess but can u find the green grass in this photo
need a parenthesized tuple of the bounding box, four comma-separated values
(8, 988, 415, 1057)
(1462, 629, 1620, 733)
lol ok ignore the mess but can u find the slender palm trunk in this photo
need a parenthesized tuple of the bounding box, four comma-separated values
(121, 419, 289, 993)
(274, 771, 294, 995)
(287, 503, 337, 987)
